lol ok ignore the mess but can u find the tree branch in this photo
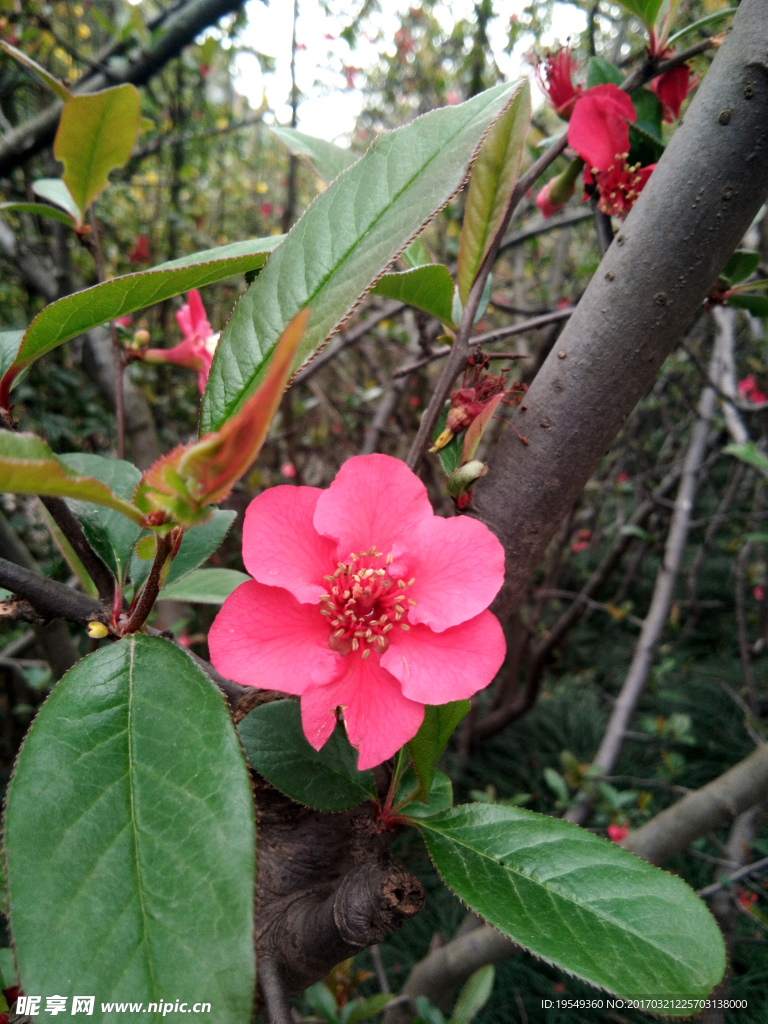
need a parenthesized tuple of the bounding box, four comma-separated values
(471, 0, 768, 624)
(0, 557, 105, 626)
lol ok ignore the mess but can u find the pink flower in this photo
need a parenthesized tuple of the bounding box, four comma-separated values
(590, 158, 655, 218)
(738, 374, 767, 404)
(280, 462, 297, 479)
(607, 823, 629, 843)
(209, 455, 506, 769)
(445, 91, 459, 106)
(738, 888, 758, 910)
(536, 180, 566, 218)
(649, 64, 697, 123)
(113, 315, 132, 328)
(533, 47, 582, 119)
(568, 85, 636, 174)
(141, 289, 219, 394)
(753, 586, 764, 602)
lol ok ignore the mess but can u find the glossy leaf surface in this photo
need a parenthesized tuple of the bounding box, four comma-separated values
(0, 432, 144, 525)
(238, 699, 376, 811)
(457, 80, 530, 304)
(408, 700, 470, 797)
(131, 509, 237, 590)
(271, 126, 358, 183)
(727, 293, 768, 316)
(60, 453, 142, 586)
(158, 567, 249, 603)
(721, 249, 760, 285)
(417, 804, 725, 1006)
(5, 636, 256, 1023)
(55, 85, 141, 220)
(1, 237, 281, 396)
(371, 265, 456, 327)
(201, 82, 522, 434)
(398, 768, 453, 818)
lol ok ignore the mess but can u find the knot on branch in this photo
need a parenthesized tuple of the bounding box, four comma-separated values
(254, 777, 424, 992)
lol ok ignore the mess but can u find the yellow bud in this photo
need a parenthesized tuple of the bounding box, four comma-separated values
(133, 329, 151, 347)
(87, 621, 109, 639)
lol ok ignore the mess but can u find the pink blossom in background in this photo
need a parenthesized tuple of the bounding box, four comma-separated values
(209, 454, 507, 769)
(533, 47, 582, 120)
(113, 315, 132, 328)
(738, 374, 767, 404)
(607, 824, 629, 843)
(280, 462, 297, 479)
(128, 234, 151, 264)
(753, 586, 764, 602)
(536, 180, 565, 218)
(141, 289, 219, 394)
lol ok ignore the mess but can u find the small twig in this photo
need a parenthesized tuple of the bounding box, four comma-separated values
(369, 944, 391, 995)
(123, 533, 174, 634)
(259, 958, 294, 1024)
(0, 557, 105, 626)
(698, 855, 768, 898)
(621, 37, 719, 94)
(38, 496, 115, 602)
(534, 587, 645, 627)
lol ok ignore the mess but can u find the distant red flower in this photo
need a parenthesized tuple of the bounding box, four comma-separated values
(571, 541, 589, 553)
(445, 91, 459, 106)
(607, 823, 629, 843)
(260, 202, 273, 217)
(649, 63, 697, 123)
(280, 462, 297, 479)
(128, 234, 151, 264)
(296, 42, 307, 51)
(738, 374, 767, 404)
(617, 471, 630, 483)
(738, 888, 758, 910)
(753, 586, 764, 602)
(343, 65, 361, 89)
(534, 47, 582, 119)
(198, 64, 210, 78)
(113, 315, 132, 328)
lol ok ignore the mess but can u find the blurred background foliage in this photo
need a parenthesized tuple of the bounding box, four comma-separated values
(0, 0, 765, 1021)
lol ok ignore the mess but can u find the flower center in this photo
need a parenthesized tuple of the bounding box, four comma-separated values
(319, 546, 416, 658)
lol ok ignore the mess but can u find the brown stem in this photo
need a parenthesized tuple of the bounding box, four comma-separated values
(38, 496, 115, 602)
(123, 533, 174, 634)
(0, 557, 105, 626)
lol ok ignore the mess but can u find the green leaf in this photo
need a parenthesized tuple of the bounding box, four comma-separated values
(416, 804, 726, 1006)
(408, 700, 470, 797)
(399, 767, 453, 818)
(457, 80, 530, 305)
(586, 57, 624, 88)
(614, 0, 666, 30)
(32, 178, 81, 222)
(0, 432, 144, 525)
(0, 40, 70, 100)
(1, 237, 281, 395)
(401, 236, 432, 269)
(341, 993, 393, 1024)
(721, 249, 761, 285)
(667, 8, 737, 46)
(131, 509, 237, 590)
(0, 948, 17, 990)
(724, 441, 768, 476)
(271, 126, 358, 184)
(201, 81, 524, 435)
(431, 403, 464, 477)
(450, 965, 495, 1024)
(5, 635, 256, 1023)
(158, 567, 249, 603)
(59, 453, 142, 586)
(0, 201, 75, 228)
(238, 699, 376, 811)
(371, 265, 456, 327)
(54, 85, 141, 221)
(727, 293, 768, 316)
(629, 88, 664, 151)
(305, 982, 340, 1024)
(0, 331, 24, 382)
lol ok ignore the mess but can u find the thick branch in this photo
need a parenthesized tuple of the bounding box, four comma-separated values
(472, 0, 768, 622)
(623, 744, 768, 865)
(0, 557, 104, 626)
(0, 0, 245, 176)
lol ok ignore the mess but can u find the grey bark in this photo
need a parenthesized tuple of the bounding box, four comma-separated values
(472, 0, 768, 623)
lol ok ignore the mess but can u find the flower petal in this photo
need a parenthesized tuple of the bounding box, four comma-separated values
(382, 610, 506, 704)
(208, 579, 342, 692)
(177, 288, 212, 342)
(301, 654, 424, 770)
(314, 454, 433, 561)
(405, 515, 505, 631)
(242, 486, 337, 603)
(568, 84, 635, 172)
